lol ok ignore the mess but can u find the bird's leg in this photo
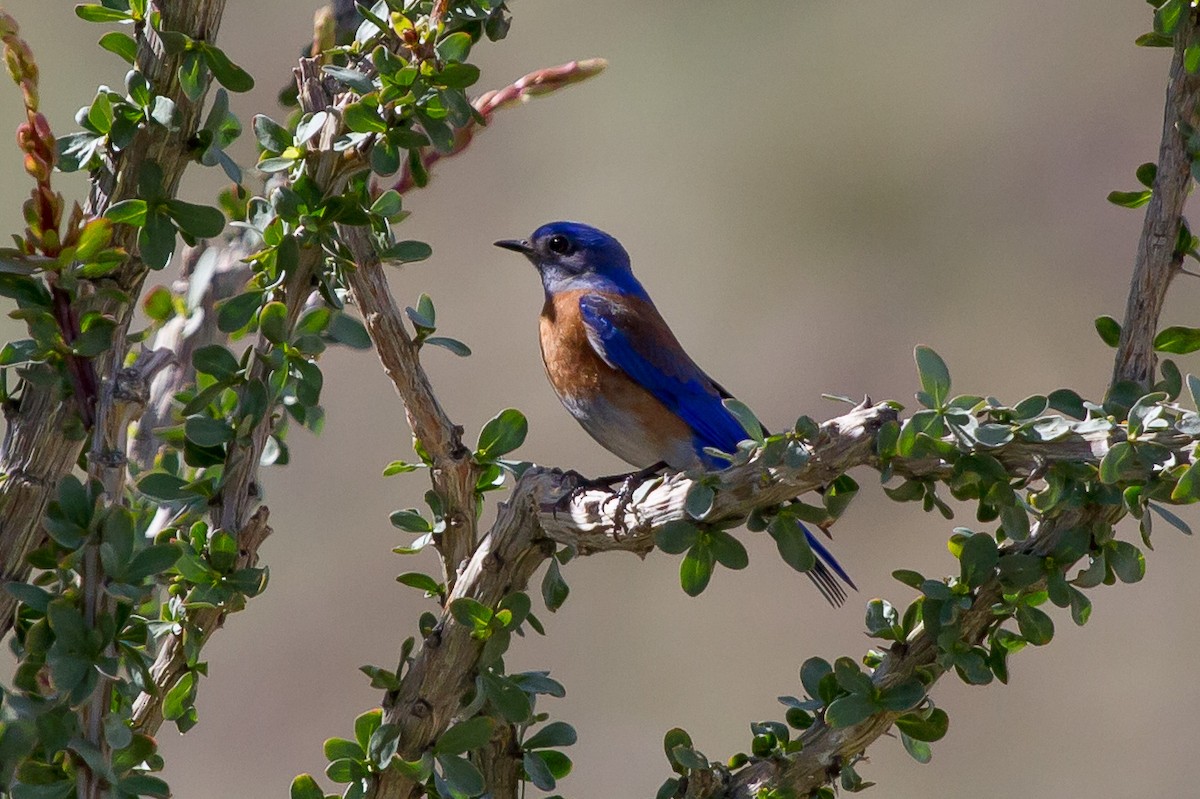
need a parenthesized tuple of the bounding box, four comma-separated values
(554, 461, 670, 521)
(608, 461, 670, 527)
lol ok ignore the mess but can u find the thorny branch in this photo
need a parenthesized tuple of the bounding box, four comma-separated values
(0, 0, 230, 638)
(336, 9, 1200, 799)
(1113, 8, 1200, 388)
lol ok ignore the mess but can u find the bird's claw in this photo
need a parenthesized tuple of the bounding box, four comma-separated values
(551, 463, 668, 522)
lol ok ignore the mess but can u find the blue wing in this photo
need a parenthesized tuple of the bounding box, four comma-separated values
(578, 293, 748, 459)
(579, 293, 856, 606)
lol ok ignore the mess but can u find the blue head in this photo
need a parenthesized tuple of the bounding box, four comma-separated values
(495, 221, 650, 301)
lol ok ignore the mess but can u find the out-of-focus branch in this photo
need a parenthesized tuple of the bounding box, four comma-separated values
(130, 241, 255, 470)
(0, 0, 230, 639)
(391, 59, 607, 194)
(1113, 7, 1200, 388)
(126, 232, 275, 733)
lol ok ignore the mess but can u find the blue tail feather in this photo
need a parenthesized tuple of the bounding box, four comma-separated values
(800, 522, 857, 607)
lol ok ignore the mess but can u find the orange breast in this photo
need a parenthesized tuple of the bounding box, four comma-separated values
(539, 290, 611, 405)
(537, 290, 702, 469)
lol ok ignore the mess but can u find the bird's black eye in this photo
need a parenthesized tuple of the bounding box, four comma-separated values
(547, 234, 573, 255)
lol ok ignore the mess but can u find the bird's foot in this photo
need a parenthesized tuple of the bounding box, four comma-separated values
(553, 462, 669, 522)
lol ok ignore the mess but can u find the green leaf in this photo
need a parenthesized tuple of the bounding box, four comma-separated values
(368, 723, 401, 766)
(958, 533, 998, 588)
(1098, 440, 1137, 484)
(323, 65, 376, 94)
(139, 209, 177, 269)
(482, 671, 531, 723)
(523, 751, 556, 791)
(435, 717, 494, 755)
(208, 530, 237, 573)
(1155, 0, 1187, 36)
(383, 240, 433, 263)
(1108, 540, 1145, 583)
(684, 483, 715, 519)
(834, 657, 874, 696)
(1149, 501, 1192, 534)
(707, 529, 748, 570)
(142, 285, 174, 322)
(450, 597, 492, 630)
(895, 708, 949, 742)
(476, 408, 528, 460)
(1068, 587, 1092, 626)
(824, 694, 878, 728)
(524, 721, 577, 750)
(878, 679, 925, 712)
(328, 312, 373, 349)
(177, 50, 206, 102)
(800, 656, 832, 700)
(4, 582, 52, 612)
(185, 415, 233, 447)
(680, 540, 714, 596)
(76, 5, 132, 22)
(1094, 315, 1121, 347)
(164, 199, 225, 239)
(722, 398, 764, 443)
(126, 543, 182, 582)
(1153, 326, 1200, 354)
(192, 344, 240, 379)
(768, 514, 816, 572)
(389, 508, 432, 533)
(217, 291, 262, 333)
(914, 346, 951, 408)
(1015, 605, 1054, 645)
(1107, 189, 1152, 208)
(655, 520, 699, 554)
(137, 472, 193, 502)
(105, 198, 148, 226)
(201, 43, 254, 92)
(354, 708, 383, 752)
(99, 32, 136, 65)
(254, 114, 291, 152)
(396, 572, 441, 594)
(324, 737, 365, 762)
(259, 301, 289, 344)
(162, 672, 195, 720)
(900, 731, 932, 764)
(541, 558, 569, 612)
(436, 32, 473, 62)
(344, 102, 388, 133)
(436, 63, 480, 89)
(290, 774, 324, 799)
(425, 336, 471, 357)
(370, 189, 403, 218)
(325, 757, 365, 783)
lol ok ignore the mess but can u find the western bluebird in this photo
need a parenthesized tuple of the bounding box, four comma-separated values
(496, 221, 854, 605)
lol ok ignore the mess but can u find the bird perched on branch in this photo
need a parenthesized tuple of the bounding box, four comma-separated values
(495, 221, 854, 604)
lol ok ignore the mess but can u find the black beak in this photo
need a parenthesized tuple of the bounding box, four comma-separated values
(494, 238, 535, 255)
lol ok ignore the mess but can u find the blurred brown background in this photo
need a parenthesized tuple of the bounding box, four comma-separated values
(3, 1, 1199, 796)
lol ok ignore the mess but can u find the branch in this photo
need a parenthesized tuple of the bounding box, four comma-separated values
(716, 505, 1112, 798)
(130, 505, 271, 735)
(1113, 8, 1200, 388)
(0, 0, 230, 638)
(340, 224, 478, 585)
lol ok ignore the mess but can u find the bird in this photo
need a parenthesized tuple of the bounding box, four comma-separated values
(495, 221, 855, 605)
